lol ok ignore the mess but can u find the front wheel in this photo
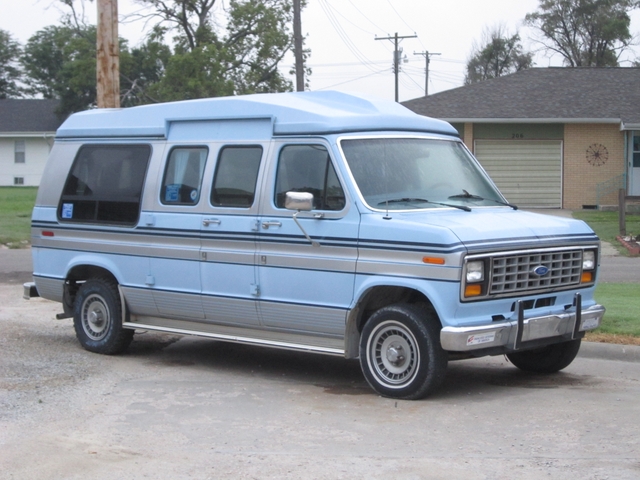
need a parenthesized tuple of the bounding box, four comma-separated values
(359, 303, 447, 400)
(506, 338, 581, 373)
(73, 277, 134, 355)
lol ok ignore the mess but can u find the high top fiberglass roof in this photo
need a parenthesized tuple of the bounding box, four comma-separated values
(56, 91, 458, 139)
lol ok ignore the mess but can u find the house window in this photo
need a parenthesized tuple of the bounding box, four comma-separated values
(14, 177, 25, 185)
(15, 141, 25, 164)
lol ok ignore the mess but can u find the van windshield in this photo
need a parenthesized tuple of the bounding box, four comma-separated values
(340, 137, 507, 211)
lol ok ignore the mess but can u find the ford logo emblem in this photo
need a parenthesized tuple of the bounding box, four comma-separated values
(532, 265, 550, 276)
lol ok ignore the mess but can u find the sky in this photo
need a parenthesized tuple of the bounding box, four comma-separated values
(2, 0, 640, 102)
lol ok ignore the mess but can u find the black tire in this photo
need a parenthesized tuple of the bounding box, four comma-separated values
(73, 277, 134, 355)
(506, 338, 581, 373)
(359, 303, 448, 400)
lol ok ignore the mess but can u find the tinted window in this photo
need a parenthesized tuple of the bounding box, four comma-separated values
(211, 146, 262, 207)
(275, 145, 345, 211)
(59, 145, 151, 225)
(161, 147, 208, 205)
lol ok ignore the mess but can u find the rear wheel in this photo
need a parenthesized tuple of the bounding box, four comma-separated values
(506, 338, 581, 373)
(73, 277, 133, 355)
(359, 303, 447, 400)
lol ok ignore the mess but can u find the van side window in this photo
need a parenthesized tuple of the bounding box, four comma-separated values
(59, 144, 151, 225)
(275, 145, 345, 211)
(211, 146, 262, 208)
(161, 147, 208, 205)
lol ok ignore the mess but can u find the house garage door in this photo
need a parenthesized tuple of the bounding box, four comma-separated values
(474, 140, 562, 208)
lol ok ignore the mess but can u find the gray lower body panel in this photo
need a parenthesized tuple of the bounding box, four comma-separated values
(124, 315, 345, 355)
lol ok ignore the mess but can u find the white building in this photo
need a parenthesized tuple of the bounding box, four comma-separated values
(0, 99, 64, 186)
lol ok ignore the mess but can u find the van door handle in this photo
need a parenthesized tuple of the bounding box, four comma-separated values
(261, 220, 282, 229)
(203, 218, 221, 227)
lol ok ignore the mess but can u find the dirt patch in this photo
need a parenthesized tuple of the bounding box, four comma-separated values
(585, 332, 640, 346)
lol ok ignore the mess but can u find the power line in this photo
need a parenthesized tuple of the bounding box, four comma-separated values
(346, 0, 386, 33)
(384, 0, 417, 39)
(316, 69, 388, 90)
(318, 0, 380, 73)
(325, 0, 378, 35)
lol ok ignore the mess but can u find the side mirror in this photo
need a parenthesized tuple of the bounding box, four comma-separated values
(284, 191, 319, 247)
(285, 191, 313, 211)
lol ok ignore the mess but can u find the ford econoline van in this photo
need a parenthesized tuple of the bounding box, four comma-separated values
(24, 91, 605, 399)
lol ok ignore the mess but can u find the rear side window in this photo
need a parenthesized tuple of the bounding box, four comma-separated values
(59, 144, 151, 225)
(275, 144, 345, 211)
(161, 147, 208, 205)
(211, 146, 263, 208)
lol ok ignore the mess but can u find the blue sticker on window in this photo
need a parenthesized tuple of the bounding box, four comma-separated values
(165, 184, 180, 202)
(62, 203, 74, 219)
(190, 189, 198, 201)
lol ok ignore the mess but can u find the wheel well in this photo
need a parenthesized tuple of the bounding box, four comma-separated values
(344, 286, 440, 359)
(355, 286, 437, 333)
(61, 265, 119, 316)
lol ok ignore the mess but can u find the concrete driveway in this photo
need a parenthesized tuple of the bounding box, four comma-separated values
(1, 283, 640, 479)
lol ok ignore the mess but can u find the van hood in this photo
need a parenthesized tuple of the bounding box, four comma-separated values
(358, 207, 599, 254)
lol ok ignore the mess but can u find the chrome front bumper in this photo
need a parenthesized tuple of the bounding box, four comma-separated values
(440, 295, 605, 352)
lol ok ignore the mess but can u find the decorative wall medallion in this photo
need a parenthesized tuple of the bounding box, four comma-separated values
(586, 143, 608, 166)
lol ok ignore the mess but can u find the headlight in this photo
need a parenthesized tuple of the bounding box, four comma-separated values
(466, 260, 484, 283)
(583, 251, 595, 270)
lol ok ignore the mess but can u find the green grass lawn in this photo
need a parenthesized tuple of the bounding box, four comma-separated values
(572, 210, 640, 256)
(0, 187, 37, 247)
(592, 283, 640, 338)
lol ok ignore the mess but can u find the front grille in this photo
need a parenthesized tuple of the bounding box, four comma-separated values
(490, 250, 583, 295)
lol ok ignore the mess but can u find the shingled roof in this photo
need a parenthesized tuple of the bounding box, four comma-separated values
(0, 99, 64, 133)
(402, 67, 640, 129)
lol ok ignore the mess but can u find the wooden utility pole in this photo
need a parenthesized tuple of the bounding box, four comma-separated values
(97, 0, 120, 108)
(375, 33, 417, 102)
(414, 51, 440, 96)
(293, 0, 304, 92)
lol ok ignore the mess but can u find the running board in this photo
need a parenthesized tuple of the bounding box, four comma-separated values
(122, 321, 345, 356)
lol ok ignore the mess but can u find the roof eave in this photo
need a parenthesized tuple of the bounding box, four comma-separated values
(438, 118, 623, 125)
(0, 132, 57, 138)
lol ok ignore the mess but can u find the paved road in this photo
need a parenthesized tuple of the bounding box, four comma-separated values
(1, 283, 640, 479)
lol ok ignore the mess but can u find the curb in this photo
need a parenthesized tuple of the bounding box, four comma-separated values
(616, 236, 640, 256)
(579, 341, 640, 363)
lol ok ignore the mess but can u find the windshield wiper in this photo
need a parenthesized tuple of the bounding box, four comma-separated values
(448, 190, 518, 210)
(377, 197, 471, 212)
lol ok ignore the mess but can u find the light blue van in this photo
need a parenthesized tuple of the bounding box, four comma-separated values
(24, 91, 605, 399)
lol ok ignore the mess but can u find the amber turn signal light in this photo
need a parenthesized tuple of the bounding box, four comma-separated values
(464, 284, 482, 297)
(423, 256, 445, 265)
(581, 272, 593, 283)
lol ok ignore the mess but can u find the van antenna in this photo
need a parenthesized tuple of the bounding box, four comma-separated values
(383, 200, 391, 220)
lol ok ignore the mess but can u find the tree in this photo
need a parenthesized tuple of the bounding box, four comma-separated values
(21, 25, 97, 114)
(225, 0, 297, 94)
(0, 29, 24, 98)
(21, 3, 171, 113)
(465, 25, 534, 85)
(524, 0, 640, 67)
(132, 0, 303, 99)
(120, 27, 173, 106)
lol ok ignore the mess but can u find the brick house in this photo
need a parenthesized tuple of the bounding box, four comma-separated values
(402, 68, 640, 209)
(0, 99, 63, 186)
